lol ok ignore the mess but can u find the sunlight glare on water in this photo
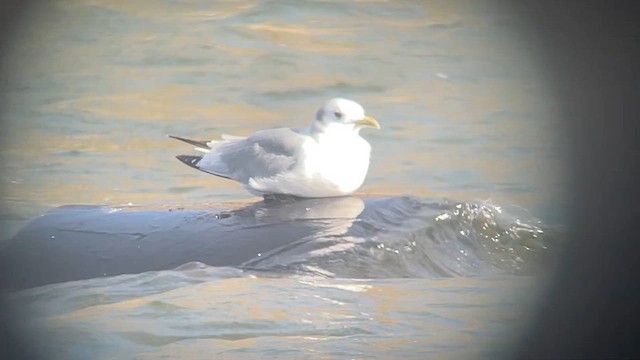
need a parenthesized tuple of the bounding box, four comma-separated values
(0, 0, 564, 228)
(0, 0, 566, 359)
(8, 267, 535, 359)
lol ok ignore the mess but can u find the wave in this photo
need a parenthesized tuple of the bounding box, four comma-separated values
(0, 196, 564, 290)
(242, 196, 564, 278)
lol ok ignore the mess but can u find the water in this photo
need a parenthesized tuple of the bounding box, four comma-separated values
(0, 0, 566, 358)
(6, 270, 537, 359)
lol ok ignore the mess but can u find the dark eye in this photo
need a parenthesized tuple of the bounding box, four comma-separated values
(333, 111, 342, 119)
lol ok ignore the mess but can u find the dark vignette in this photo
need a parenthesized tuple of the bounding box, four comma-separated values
(510, 1, 640, 358)
(0, 0, 639, 359)
(1, 2, 40, 360)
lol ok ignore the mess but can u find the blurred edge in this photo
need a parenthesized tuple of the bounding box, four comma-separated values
(1, 0, 39, 359)
(510, 1, 640, 358)
(1, 0, 640, 359)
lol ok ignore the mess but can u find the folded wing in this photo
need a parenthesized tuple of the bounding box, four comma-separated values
(171, 128, 307, 183)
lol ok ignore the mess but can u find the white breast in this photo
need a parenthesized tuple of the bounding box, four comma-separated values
(300, 133, 371, 195)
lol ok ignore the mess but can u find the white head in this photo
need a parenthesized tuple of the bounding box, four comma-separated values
(312, 98, 380, 134)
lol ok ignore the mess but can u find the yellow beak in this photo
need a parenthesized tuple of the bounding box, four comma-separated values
(355, 116, 381, 129)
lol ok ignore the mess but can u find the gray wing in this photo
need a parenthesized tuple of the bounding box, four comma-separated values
(196, 128, 307, 183)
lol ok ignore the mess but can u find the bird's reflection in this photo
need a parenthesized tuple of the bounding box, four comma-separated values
(220, 196, 365, 223)
(213, 196, 367, 272)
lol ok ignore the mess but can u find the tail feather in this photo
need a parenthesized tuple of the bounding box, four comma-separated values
(221, 134, 246, 140)
(168, 135, 211, 150)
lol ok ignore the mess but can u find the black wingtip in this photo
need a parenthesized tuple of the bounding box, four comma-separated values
(176, 155, 203, 170)
(175, 154, 233, 180)
(169, 135, 211, 150)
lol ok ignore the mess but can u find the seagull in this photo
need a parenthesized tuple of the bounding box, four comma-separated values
(170, 98, 380, 198)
